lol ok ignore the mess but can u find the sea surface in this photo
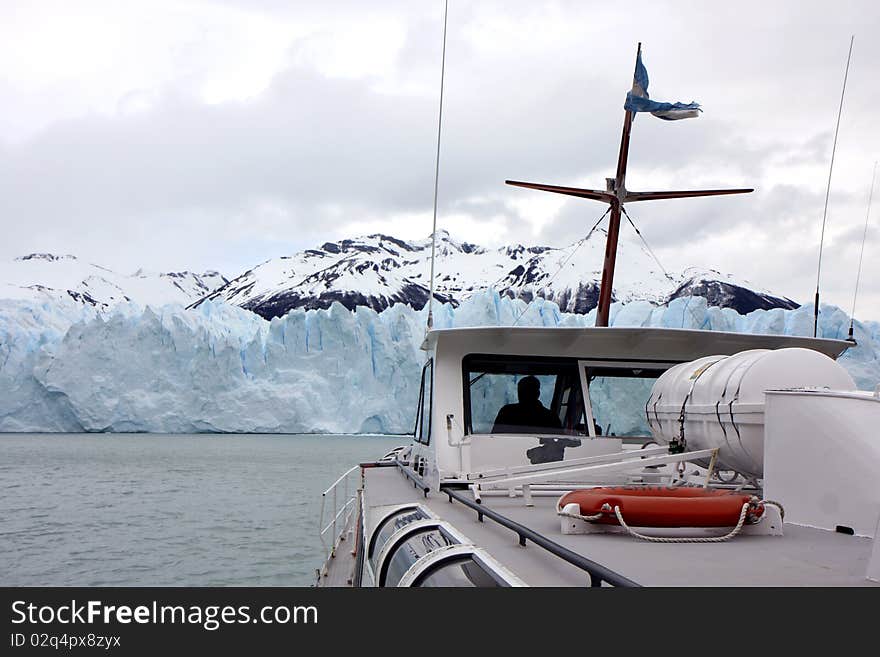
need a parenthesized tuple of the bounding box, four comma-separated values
(0, 433, 403, 586)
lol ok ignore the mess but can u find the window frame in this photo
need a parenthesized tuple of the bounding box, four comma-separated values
(461, 354, 584, 436)
(415, 359, 434, 445)
(462, 353, 681, 438)
(579, 360, 677, 439)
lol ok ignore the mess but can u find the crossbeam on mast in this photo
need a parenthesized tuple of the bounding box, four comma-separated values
(624, 189, 753, 202)
(505, 42, 753, 327)
(504, 182, 753, 204)
(505, 180, 614, 203)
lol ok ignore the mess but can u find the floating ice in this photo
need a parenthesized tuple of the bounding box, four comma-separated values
(0, 291, 877, 434)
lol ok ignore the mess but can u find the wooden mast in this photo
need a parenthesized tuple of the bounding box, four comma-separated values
(506, 43, 753, 327)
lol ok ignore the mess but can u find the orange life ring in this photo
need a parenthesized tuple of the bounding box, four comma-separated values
(557, 486, 764, 528)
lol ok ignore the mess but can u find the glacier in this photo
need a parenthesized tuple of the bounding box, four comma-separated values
(0, 291, 878, 434)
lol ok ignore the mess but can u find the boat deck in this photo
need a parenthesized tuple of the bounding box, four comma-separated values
(363, 466, 879, 587)
(317, 523, 358, 587)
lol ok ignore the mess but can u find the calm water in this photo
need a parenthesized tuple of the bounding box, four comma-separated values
(0, 433, 403, 586)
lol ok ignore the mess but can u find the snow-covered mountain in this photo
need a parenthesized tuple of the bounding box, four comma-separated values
(194, 231, 798, 319)
(0, 253, 227, 310)
(669, 267, 798, 314)
(1, 232, 798, 318)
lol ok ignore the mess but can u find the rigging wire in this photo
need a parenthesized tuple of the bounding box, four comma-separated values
(814, 35, 855, 338)
(426, 0, 449, 332)
(848, 160, 878, 340)
(510, 206, 611, 327)
(620, 205, 672, 280)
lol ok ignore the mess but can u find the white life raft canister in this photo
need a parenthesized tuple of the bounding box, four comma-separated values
(645, 348, 855, 478)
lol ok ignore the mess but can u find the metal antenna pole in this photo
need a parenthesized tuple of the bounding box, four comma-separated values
(814, 35, 854, 338)
(849, 160, 877, 340)
(427, 0, 448, 332)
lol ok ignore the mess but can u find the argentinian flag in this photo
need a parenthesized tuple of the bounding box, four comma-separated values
(624, 51, 701, 120)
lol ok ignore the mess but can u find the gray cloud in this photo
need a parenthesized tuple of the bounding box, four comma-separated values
(1, 0, 879, 318)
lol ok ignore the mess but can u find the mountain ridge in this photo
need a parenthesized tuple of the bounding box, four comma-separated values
(194, 230, 798, 318)
(2, 231, 799, 317)
(1, 253, 228, 310)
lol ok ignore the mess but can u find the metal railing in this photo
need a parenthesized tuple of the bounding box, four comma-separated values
(440, 485, 639, 587)
(396, 460, 431, 496)
(317, 457, 403, 580)
(318, 465, 361, 568)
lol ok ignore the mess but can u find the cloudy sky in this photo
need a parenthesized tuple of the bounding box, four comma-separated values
(2, 0, 879, 319)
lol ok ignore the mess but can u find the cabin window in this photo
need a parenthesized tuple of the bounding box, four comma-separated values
(582, 364, 668, 439)
(415, 360, 433, 444)
(463, 355, 585, 436)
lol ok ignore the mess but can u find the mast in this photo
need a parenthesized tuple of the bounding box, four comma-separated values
(506, 43, 753, 327)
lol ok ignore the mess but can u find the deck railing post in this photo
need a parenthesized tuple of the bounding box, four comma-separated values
(319, 493, 326, 550)
(332, 486, 337, 557)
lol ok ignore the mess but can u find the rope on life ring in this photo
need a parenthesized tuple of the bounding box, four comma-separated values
(610, 496, 772, 543)
(612, 501, 751, 543)
(557, 503, 609, 522)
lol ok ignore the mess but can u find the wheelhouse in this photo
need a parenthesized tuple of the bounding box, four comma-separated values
(411, 326, 850, 483)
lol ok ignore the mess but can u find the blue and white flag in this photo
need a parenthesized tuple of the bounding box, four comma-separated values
(624, 51, 701, 120)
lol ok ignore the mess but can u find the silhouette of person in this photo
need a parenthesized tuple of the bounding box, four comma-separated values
(491, 376, 563, 434)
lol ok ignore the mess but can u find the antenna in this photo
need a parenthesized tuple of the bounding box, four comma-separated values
(426, 0, 449, 332)
(814, 35, 855, 338)
(848, 160, 877, 341)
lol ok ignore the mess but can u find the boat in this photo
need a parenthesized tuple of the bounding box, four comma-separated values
(315, 35, 880, 588)
(317, 324, 879, 587)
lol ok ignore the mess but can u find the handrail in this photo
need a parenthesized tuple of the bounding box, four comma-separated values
(320, 497, 357, 537)
(396, 460, 431, 497)
(322, 465, 360, 497)
(479, 448, 717, 488)
(440, 485, 639, 587)
(319, 465, 362, 563)
(467, 445, 669, 481)
(317, 456, 405, 581)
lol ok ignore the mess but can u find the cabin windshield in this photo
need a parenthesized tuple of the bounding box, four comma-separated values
(464, 355, 585, 436)
(583, 364, 667, 439)
(464, 355, 675, 442)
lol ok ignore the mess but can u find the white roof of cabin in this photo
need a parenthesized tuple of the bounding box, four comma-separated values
(424, 326, 850, 362)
